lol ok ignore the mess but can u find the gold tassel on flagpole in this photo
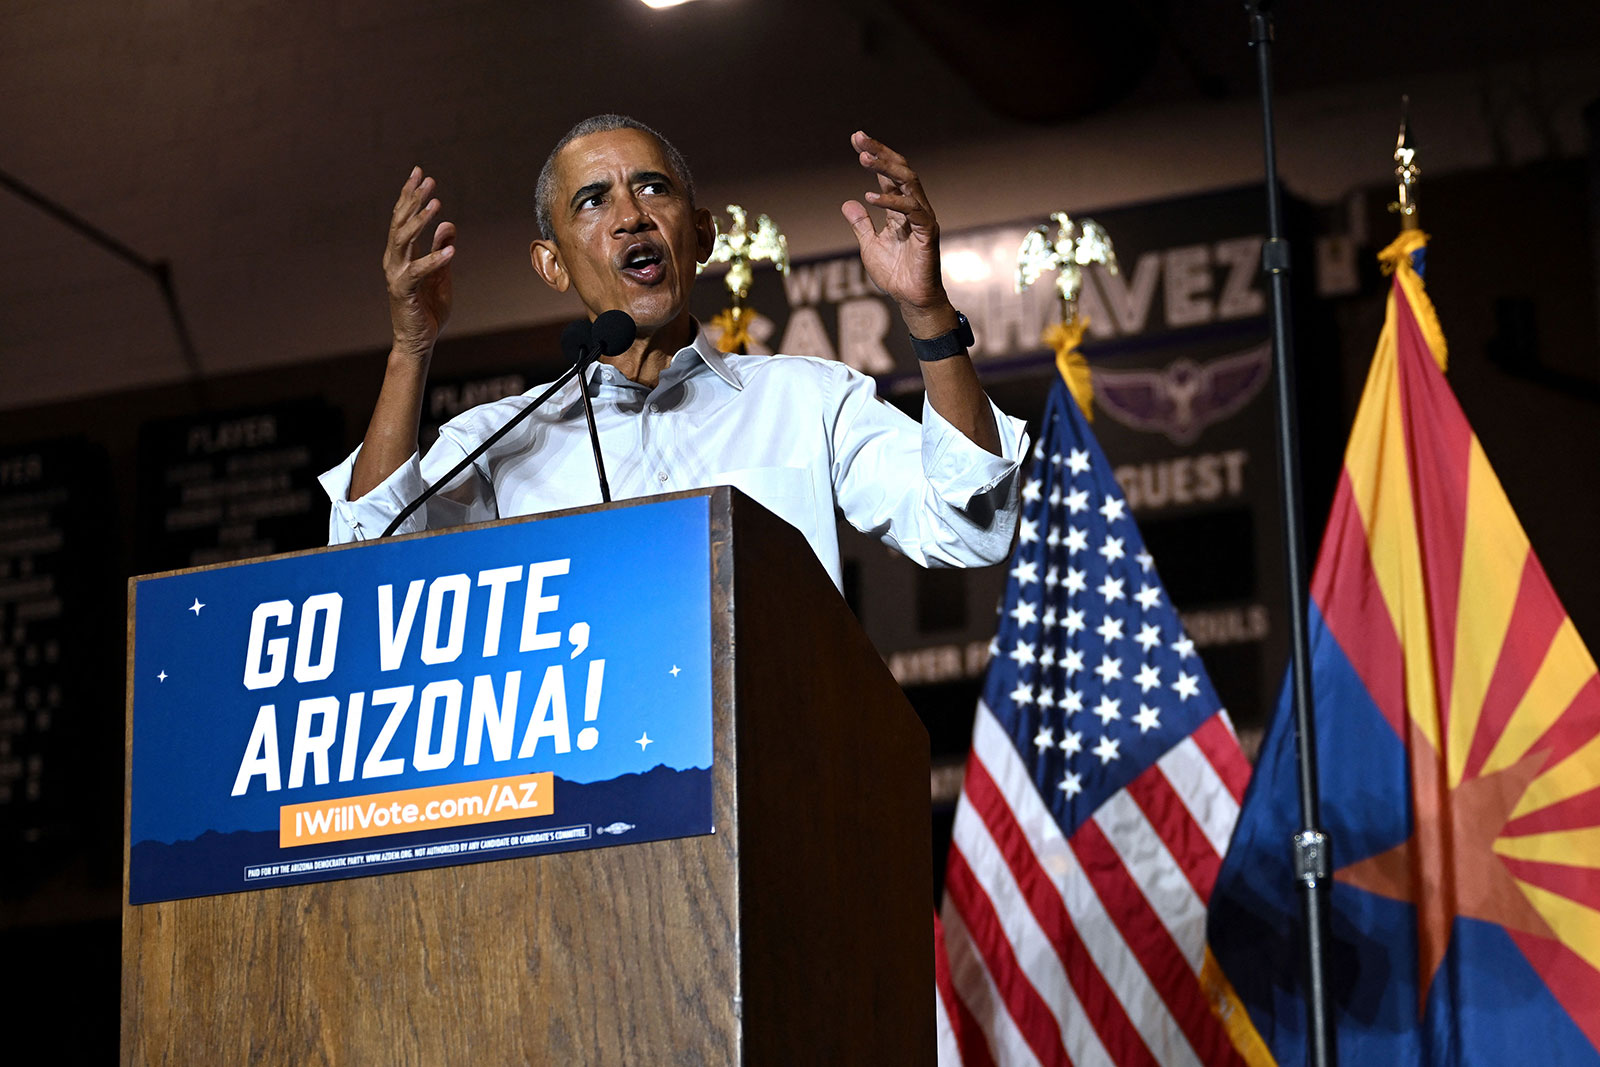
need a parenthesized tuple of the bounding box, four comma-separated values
(1042, 315, 1094, 418)
(708, 307, 756, 355)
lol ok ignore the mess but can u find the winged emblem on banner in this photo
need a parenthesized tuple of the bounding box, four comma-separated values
(1093, 343, 1272, 445)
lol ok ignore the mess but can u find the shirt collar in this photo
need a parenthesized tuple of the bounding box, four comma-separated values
(576, 318, 744, 394)
(685, 320, 744, 390)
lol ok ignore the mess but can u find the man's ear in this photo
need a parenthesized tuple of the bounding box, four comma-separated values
(529, 239, 569, 293)
(693, 207, 716, 264)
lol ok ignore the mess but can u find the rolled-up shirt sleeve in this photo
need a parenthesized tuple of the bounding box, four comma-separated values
(829, 363, 1029, 568)
(319, 428, 496, 544)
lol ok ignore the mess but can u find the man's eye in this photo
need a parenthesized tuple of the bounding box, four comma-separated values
(640, 182, 668, 195)
(580, 195, 604, 209)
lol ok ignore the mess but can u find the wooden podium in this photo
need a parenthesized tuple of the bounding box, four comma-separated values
(122, 488, 934, 1064)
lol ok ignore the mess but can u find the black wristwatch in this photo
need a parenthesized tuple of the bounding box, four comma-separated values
(909, 311, 975, 362)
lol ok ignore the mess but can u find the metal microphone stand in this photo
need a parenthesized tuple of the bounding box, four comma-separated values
(574, 345, 612, 504)
(1244, 3, 1334, 1064)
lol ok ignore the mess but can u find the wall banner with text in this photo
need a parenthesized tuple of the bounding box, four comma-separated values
(128, 496, 714, 904)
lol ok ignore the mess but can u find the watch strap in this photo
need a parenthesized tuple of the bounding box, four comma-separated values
(910, 311, 975, 362)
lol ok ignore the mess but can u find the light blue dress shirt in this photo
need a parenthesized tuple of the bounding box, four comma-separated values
(320, 326, 1029, 589)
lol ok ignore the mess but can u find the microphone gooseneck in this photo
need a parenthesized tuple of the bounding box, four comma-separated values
(572, 311, 639, 506)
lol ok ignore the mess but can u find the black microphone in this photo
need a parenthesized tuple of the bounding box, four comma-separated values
(568, 310, 637, 506)
(590, 309, 637, 357)
(560, 318, 592, 364)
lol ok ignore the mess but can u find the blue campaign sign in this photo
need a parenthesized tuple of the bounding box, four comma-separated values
(128, 496, 715, 904)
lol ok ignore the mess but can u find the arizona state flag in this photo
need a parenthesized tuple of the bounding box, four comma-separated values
(1208, 230, 1600, 1063)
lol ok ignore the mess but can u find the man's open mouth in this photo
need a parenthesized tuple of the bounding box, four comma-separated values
(620, 244, 665, 284)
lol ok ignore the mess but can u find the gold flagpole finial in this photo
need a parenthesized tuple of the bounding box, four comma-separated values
(699, 204, 790, 354)
(1389, 95, 1421, 230)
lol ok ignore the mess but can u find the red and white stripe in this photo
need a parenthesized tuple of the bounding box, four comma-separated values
(941, 701, 1251, 1066)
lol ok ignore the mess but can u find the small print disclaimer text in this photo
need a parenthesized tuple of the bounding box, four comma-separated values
(244, 823, 591, 883)
(277, 772, 554, 847)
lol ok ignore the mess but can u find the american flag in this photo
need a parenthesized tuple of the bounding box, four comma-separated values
(939, 378, 1263, 1066)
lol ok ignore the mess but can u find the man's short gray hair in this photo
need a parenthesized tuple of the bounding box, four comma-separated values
(535, 114, 697, 242)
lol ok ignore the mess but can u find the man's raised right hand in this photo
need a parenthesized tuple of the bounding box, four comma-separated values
(384, 166, 456, 359)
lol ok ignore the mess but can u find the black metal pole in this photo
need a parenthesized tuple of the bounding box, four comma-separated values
(1243, 5, 1334, 1066)
(575, 350, 612, 504)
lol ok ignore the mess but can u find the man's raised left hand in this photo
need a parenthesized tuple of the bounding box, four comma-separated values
(840, 131, 960, 340)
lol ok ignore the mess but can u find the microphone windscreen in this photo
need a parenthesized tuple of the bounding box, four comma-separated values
(591, 310, 638, 357)
(560, 319, 593, 363)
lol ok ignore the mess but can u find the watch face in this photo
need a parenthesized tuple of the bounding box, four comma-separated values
(955, 313, 975, 347)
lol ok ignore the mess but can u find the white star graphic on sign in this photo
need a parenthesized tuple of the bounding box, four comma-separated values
(188, 598, 205, 615)
(1067, 448, 1091, 474)
(1046, 528, 1061, 548)
(1172, 635, 1196, 659)
(1061, 690, 1085, 714)
(1135, 584, 1162, 610)
(1059, 771, 1084, 797)
(1059, 729, 1084, 754)
(1099, 536, 1125, 563)
(1011, 560, 1039, 587)
(1022, 478, 1043, 503)
(1094, 654, 1123, 684)
(1019, 518, 1040, 544)
(1063, 608, 1086, 635)
(1135, 704, 1162, 733)
(1048, 486, 1062, 508)
(1033, 725, 1054, 751)
(1050, 450, 1063, 466)
(157, 670, 168, 683)
(1011, 681, 1035, 707)
(636, 733, 654, 751)
(1173, 672, 1201, 700)
(1009, 640, 1036, 666)
(1039, 645, 1056, 669)
(1010, 600, 1038, 627)
(1066, 488, 1089, 514)
(1094, 695, 1122, 725)
(1065, 568, 1088, 594)
(1096, 616, 1124, 643)
(1062, 648, 1085, 676)
(1044, 565, 1060, 590)
(1100, 495, 1127, 521)
(1136, 549, 1154, 572)
(1038, 686, 1057, 709)
(1042, 607, 1058, 630)
(1064, 526, 1088, 555)
(1098, 576, 1125, 603)
(1134, 663, 1162, 693)
(1136, 623, 1163, 651)
(1094, 735, 1121, 764)
(669, 665, 682, 677)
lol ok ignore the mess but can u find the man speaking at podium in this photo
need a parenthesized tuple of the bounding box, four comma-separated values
(320, 115, 1028, 588)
